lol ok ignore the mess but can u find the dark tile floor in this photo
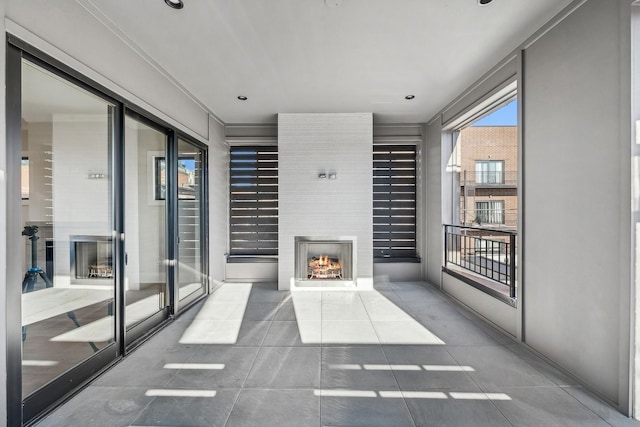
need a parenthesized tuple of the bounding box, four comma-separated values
(36, 281, 640, 427)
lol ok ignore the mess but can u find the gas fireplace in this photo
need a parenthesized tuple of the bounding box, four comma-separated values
(295, 236, 355, 284)
(70, 235, 113, 281)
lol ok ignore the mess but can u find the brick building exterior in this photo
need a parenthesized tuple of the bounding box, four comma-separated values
(457, 126, 518, 229)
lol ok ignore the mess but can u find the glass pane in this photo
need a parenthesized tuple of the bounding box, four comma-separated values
(124, 116, 167, 329)
(177, 139, 206, 302)
(458, 97, 518, 228)
(20, 60, 115, 397)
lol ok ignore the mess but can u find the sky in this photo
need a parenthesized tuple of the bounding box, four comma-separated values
(471, 99, 517, 126)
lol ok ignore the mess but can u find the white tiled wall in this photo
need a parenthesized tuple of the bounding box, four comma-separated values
(278, 113, 373, 290)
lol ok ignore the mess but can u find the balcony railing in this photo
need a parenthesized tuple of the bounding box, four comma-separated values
(460, 170, 518, 187)
(443, 224, 516, 300)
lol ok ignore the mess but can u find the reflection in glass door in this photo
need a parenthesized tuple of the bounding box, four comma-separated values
(124, 115, 169, 342)
(20, 59, 116, 400)
(177, 138, 207, 305)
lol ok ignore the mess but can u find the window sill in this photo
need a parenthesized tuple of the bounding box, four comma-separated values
(374, 257, 421, 264)
(227, 255, 278, 263)
(442, 266, 516, 307)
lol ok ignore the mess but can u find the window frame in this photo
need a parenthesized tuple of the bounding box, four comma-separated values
(475, 160, 505, 184)
(441, 78, 519, 305)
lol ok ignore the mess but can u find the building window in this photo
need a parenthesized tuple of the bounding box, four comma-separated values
(475, 160, 504, 184)
(154, 156, 197, 200)
(373, 144, 418, 260)
(475, 200, 505, 225)
(229, 145, 278, 257)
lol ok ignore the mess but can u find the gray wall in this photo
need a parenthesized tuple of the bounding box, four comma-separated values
(425, 117, 444, 285)
(208, 116, 228, 288)
(523, 0, 631, 409)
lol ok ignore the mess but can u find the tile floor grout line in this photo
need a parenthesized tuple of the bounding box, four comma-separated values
(127, 322, 202, 427)
(394, 281, 517, 426)
(411, 284, 517, 427)
(223, 284, 280, 427)
(376, 283, 419, 427)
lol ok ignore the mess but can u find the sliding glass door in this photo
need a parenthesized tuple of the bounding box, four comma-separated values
(123, 115, 170, 344)
(177, 138, 207, 307)
(18, 57, 118, 420)
(8, 41, 210, 425)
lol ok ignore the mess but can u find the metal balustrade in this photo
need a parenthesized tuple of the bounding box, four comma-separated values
(443, 224, 516, 299)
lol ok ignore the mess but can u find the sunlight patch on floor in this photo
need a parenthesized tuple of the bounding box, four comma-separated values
(145, 389, 217, 397)
(315, 389, 511, 401)
(293, 289, 445, 345)
(179, 282, 253, 344)
(163, 363, 225, 370)
(328, 363, 474, 372)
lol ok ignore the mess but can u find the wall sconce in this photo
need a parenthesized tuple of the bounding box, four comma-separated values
(88, 171, 106, 180)
(318, 171, 337, 180)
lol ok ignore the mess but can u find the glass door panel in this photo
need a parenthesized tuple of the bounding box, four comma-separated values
(20, 59, 116, 397)
(177, 138, 206, 304)
(124, 116, 169, 337)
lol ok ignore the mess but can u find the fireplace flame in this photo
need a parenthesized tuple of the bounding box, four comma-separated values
(308, 255, 342, 280)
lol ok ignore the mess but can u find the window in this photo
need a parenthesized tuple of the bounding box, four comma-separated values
(475, 200, 505, 225)
(154, 156, 166, 200)
(373, 144, 418, 260)
(456, 96, 518, 229)
(154, 156, 196, 200)
(475, 160, 504, 184)
(229, 145, 278, 257)
(442, 80, 518, 303)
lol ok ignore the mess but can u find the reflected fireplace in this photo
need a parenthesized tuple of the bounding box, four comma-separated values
(295, 236, 355, 284)
(70, 235, 113, 281)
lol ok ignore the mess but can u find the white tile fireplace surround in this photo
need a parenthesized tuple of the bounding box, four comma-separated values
(278, 113, 373, 291)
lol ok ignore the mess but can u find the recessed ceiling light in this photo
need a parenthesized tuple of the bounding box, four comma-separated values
(237, 96, 248, 101)
(478, 0, 493, 5)
(165, 0, 184, 9)
(405, 95, 415, 100)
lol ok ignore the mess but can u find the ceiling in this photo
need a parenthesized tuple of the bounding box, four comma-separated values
(78, 0, 574, 125)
